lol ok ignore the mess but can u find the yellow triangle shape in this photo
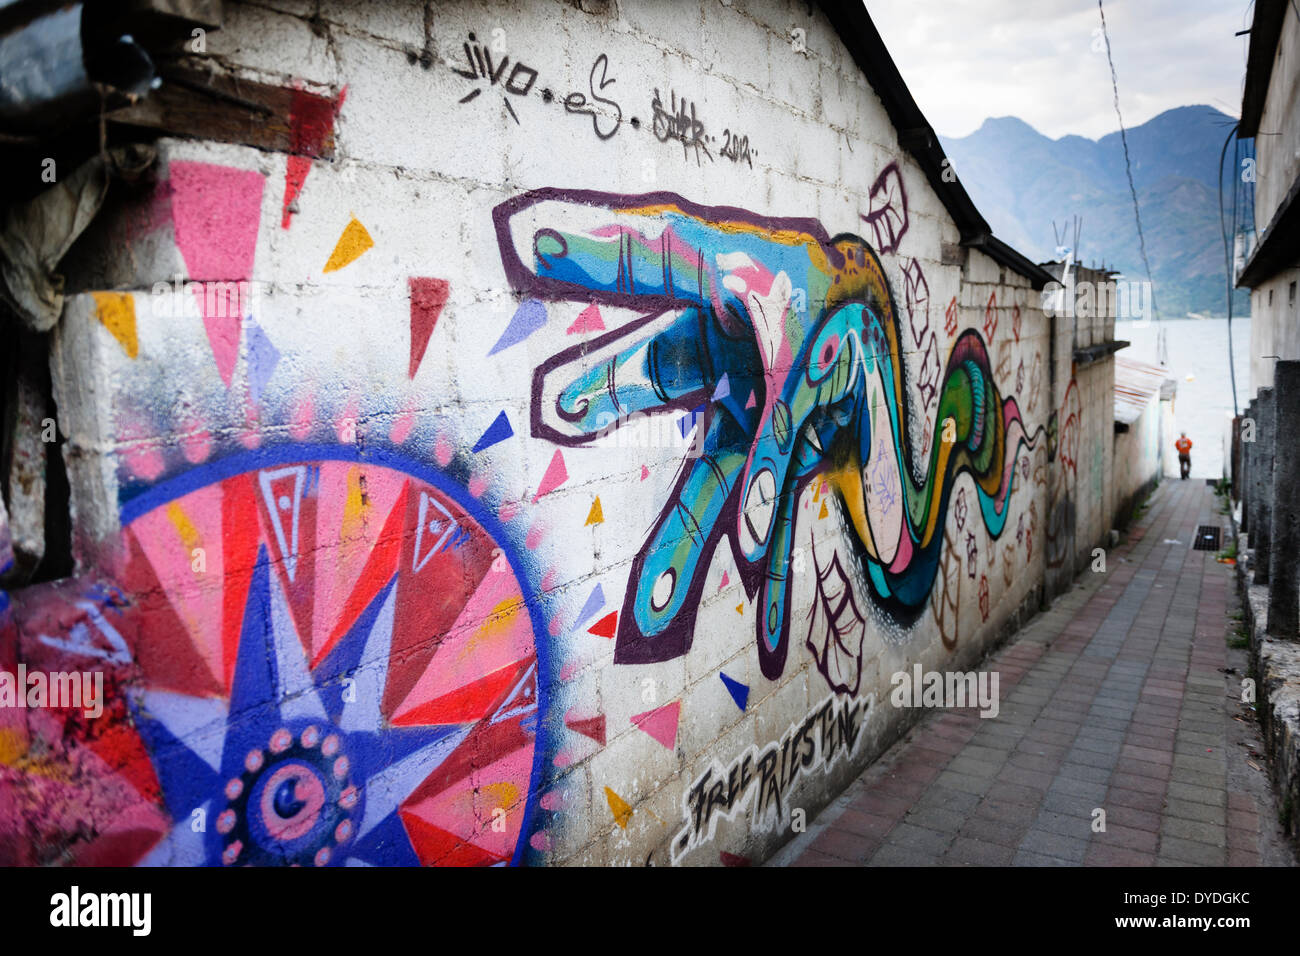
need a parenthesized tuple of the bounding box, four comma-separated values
(735, 603, 744, 615)
(91, 292, 138, 358)
(604, 786, 633, 829)
(323, 216, 374, 273)
(585, 496, 604, 526)
(818, 500, 829, 520)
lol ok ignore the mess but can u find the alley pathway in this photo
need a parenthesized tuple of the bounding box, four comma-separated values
(776, 478, 1297, 867)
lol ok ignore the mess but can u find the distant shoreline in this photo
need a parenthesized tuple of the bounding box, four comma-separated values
(1115, 315, 1252, 322)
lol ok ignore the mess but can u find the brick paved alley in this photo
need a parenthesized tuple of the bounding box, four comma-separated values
(775, 479, 1299, 867)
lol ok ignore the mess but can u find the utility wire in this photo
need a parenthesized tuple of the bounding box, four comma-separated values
(1217, 124, 1241, 417)
(1097, 0, 1163, 362)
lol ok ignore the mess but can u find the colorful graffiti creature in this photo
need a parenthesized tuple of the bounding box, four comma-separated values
(495, 189, 1038, 680)
(111, 449, 543, 866)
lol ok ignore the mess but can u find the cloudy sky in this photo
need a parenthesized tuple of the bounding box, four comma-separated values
(867, 0, 1254, 140)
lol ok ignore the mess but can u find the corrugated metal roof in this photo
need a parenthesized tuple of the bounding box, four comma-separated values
(1114, 355, 1169, 424)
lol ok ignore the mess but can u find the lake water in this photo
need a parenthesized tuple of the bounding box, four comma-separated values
(1115, 317, 1252, 480)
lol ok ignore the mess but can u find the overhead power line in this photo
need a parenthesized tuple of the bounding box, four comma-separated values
(1217, 124, 1241, 417)
(1097, 0, 1164, 361)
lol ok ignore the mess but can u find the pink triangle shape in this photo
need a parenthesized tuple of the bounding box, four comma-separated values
(719, 570, 730, 590)
(408, 277, 449, 378)
(169, 162, 266, 387)
(566, 303, 606, 335)
(392, 565, 533, 723)
(532, 449, 568, 502)
(630, 700, 680, 750)
(191, 295, 243, 388)
(745, 390, 757, 409)
(126, 486, 228, 689)
(309, 464, 407, 662)
(401, 747, 530, 860)
(564, 711, 606, 747)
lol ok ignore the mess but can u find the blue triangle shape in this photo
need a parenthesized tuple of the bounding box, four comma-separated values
(472, 410, 514, 453)
(719, 671, 748, 711)
(245, 320, 280, 405)
(712, 372, 730, 401)
(574, 583, 605, 628)
(128, 697, 222, 824)
(488, 300, 547, 356)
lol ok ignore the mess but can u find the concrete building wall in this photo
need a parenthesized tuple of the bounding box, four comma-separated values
(1253, 10, 1300, 236)
(1250, 269, 1300, 392)
(1, 0, 1079, 867)
(1113, 395, 1162, 521)
(1247, 10, 1300, 393)
(1044, 355, 1114, 590)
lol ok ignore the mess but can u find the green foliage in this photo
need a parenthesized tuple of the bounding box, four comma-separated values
(1227, 624, 1250, 649)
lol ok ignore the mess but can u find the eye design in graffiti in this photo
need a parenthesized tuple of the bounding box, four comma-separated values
(494, 188, 1038, 680)
(108, 449, 544, 866)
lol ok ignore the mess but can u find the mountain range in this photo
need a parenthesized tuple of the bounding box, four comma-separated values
(939, 105, 1252, 318)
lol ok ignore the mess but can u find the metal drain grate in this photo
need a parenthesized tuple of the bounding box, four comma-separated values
(1193, 526, 1222, 551)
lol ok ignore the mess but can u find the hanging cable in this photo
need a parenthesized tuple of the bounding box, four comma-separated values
(1218, 123, 1241, 417)
(1097, 0, 1163, 363)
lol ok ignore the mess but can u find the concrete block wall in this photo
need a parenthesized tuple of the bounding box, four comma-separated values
(1070, 358, 1116, 569)
(1249, 267, 1300, 393)
(1112, 392, 1162, 523)
(1, 0, 1094, 867)
(1253, 9, 1300, 242)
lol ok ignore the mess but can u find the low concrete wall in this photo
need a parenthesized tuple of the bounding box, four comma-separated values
(1238, 560, 1300, 843)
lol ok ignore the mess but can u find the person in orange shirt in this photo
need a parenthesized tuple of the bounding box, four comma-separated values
(1175, 433, 1192, 479)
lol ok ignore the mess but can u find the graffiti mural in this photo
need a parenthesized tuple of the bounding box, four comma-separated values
(671, 692, 866, 863)
(0, 0, 1091, 872)
(7, 448, 548, 866)
(1046, 379, 1081, 571)
(804, 531, 868, 695)
(495, 188, 1040, 682)
(861, 162, 908, 254)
